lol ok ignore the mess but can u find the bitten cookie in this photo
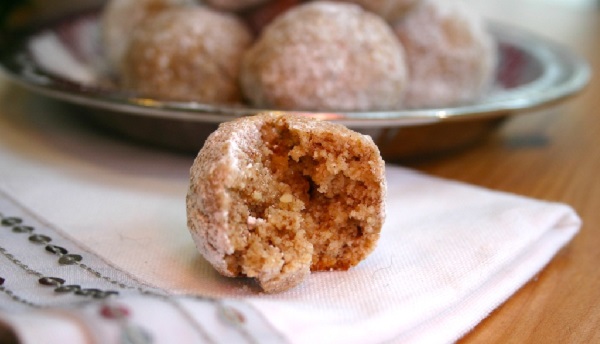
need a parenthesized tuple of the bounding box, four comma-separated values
(186, 113, 386, 293)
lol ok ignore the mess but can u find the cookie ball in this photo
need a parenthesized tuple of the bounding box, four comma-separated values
(101, 0, 195, 72)
(204, 0, 272, 12)
(393, 0, 497, 108)
(186, 113, 386, 293)
(120, 7, 253, 103)
(240, 1, 408, 111)
(328, 0, 421, 22)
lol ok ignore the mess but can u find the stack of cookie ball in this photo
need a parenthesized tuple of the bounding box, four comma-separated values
(101, 0, 497, 110)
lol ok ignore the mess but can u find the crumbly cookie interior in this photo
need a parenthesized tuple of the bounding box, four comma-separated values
(224, 117, 381, 292)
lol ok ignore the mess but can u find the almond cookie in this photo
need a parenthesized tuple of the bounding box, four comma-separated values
(101, 0, 195, 72)
(240, 1, 408, 111)
(120, 7, 252, 103)
(393, 0, 497, 108)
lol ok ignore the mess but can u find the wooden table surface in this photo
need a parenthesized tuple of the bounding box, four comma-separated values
(408, 0, 600, 342)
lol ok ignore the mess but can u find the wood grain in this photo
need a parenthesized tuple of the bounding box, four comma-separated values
(406, 0, 600, 341)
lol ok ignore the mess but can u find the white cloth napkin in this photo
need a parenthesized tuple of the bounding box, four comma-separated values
(0, 89, 580, 344)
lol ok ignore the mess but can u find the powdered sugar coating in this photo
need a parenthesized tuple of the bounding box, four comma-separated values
(121, 7, 253, 103)
(394, 0, 497, 108)
(101, 0, 195, 72)
(328, 0, 421, 22)
(186, 112, 386, 293)
(240, 1, 408, 111)
(204, 0, 272, 11)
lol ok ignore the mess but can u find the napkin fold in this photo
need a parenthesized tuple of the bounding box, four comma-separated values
(0, 102, 581, 344)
